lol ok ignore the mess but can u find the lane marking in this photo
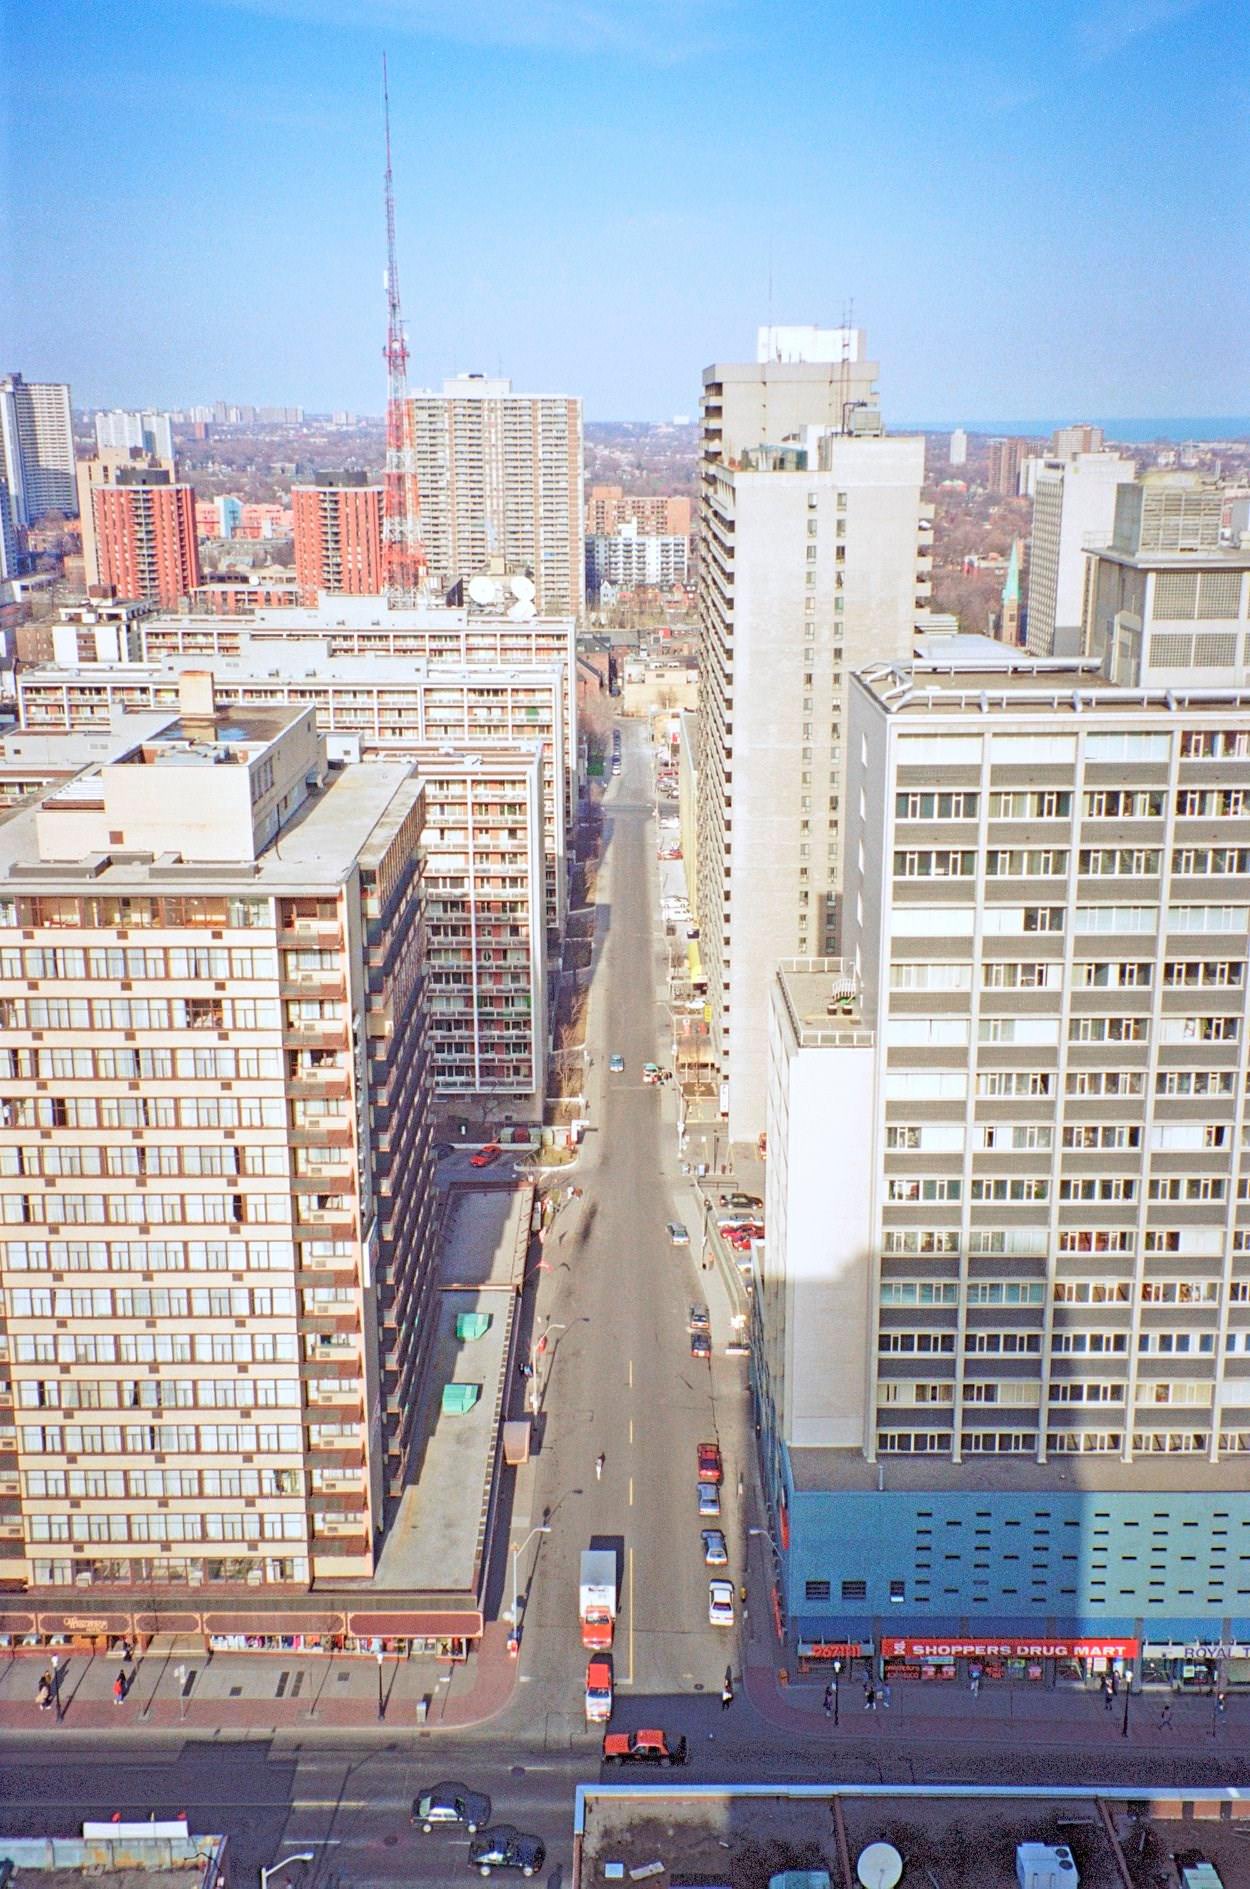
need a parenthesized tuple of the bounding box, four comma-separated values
(628, 1476, 634, 1507)
(628, 1416, 634, 1444)
(628, 1358, 633, 1389)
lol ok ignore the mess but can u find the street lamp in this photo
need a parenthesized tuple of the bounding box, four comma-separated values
(50, 1653, 62, 1723)
(508, 1525, 552, 1646)
(1120, 1673, 1132, 1739)
(260, 1854, 315, 1889)
(174, 1662, 188, 1723)
(529, 1320, 566, 1416)
(375, 1648, 385, 1720)
(832, 1657, 842, 1728)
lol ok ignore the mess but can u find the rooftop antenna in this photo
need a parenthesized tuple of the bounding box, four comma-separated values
(839, 297, 854, 434)
(381, 53, 426, 608)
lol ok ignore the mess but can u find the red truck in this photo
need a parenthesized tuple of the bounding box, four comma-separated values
(697, 1441, 723, 1485)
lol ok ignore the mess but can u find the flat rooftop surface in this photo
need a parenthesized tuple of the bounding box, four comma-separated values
(21, 650, 567, 689)
(776, 959, 864, 1037)
(374, 1183, 531, 1593)
(858, 660, 1250, 717)
(788, 1445, 1250, 1496)
(1, 763, 418, 885)
(578, 1789, 1126, 1889)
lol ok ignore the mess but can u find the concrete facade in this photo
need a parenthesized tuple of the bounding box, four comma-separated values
(696, 429, 926, 1142)
(755, 654, 1250, 1646)
(291, 481, 383, 603)
(1025, 453, 1134, 657)
(0, 374, 75, 525)
(0, 697, 437, 1597)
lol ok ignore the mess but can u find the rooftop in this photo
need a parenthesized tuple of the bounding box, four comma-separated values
(775, 958, 871, 1047)
(21, 649, 567, 691)
(788, 1445, 1250, 1497)
(1090, 544, 1250, 571)
(857, 658, 1250, 718)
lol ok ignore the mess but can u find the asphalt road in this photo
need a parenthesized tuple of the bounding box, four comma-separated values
(3, 725, 1247, 1884)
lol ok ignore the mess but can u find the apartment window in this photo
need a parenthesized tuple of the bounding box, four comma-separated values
(841, 1579, 867, 1600)
(805, 1579, 831, 1601)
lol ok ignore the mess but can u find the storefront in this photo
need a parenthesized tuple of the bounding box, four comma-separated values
(796, 1639, 873, 1679)
(1143, 1639, 1250, 1693)
(0, 1601, 480, 1661)
(880, 1635, 1139, 1687)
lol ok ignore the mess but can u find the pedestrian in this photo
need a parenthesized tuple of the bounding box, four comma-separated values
(121, 1640, 133, 1665)
(595, 1452, 604, 1481)
(1160, 1701, 1174, 1731)
(1217, 1690, 1227, 1714)
(882, 1681, 892, 1710)
(1103, 1676, 1113, 1711)
(721, 1680, 733, 1711)
(866, 1682, 877, 1711)
(970, 1670, 981, 1698)
(823, 1683, 834, 1718)
(113, 1672, 126, 1705)
(36, 1673, 52, 1711)
(862, 1680, 872, 1710)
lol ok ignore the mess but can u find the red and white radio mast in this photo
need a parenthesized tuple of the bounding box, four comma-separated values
(381, 55, 426, 608)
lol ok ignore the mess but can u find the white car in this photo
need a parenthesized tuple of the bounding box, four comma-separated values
(708, 1580, 735, 1628)
(666, 1221, 689, 1246)
(697, 1483, 721, 1518)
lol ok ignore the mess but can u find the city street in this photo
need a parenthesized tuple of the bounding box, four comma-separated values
(2, 723, 1248, 1882)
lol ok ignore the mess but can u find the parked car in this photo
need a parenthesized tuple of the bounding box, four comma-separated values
(602, 1728, 688, 1767)
(690, 1330, 711, 1360)
(720, 1191, 763, 1211)
(467, 1826, 546, 1877)
(411, 1783, 491, 1832)
(697, 1441, 723, 1484)
(701, 1529, 728, 1566)
(470, 1143, 502, 1168)
(697, 1482, 721, 1517)
(689, 1304, 710, 1332)
(608, 1053, 624, 1073)
(708, 1579, 735, 1627)
(667, 1221, 689, 1246)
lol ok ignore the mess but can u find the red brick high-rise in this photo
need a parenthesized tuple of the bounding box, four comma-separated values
(91, 472, 200, 608)
(292, 480, 383, 604)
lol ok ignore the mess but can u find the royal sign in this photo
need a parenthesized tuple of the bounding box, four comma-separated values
(881, 1636, 1138, 1660)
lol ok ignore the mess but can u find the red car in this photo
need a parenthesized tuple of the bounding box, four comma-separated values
(470, 1143, 502, 1168)
(697, 1441, 722, 1485)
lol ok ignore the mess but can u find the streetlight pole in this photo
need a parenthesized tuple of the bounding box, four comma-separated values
(174, 1663, 187, 1722)
(508, 1525, 551, 1648)
(259, 1853, 315, 1889)
(833, 1657, 841, 1728)
(50, 1653, 61, 1722)
(375, 1649, 385, 1720)
(1120, 1674, 1131, 1739)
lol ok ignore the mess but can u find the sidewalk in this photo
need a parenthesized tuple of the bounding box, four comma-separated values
(743, 1658, 1250, 1759)
(0, 1619, 521, 1738)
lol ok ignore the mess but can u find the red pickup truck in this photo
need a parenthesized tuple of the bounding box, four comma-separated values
(697, 1441, 723, 1485)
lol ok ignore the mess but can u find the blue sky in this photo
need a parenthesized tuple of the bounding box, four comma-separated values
(2, 0, 1247, 420)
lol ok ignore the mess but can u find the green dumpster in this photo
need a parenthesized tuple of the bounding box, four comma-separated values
(455, 1312, 491, 1341)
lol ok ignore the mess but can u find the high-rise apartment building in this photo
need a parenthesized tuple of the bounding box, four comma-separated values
(86, 465, 201, 608)
(412, 744, 548, 1102)
(77, 451, 176, 592)
(584, 486, 691, 537)
(1025, 453, 1134, 657)
(701, 327, 880, 478)
(0, 373, 75, 524)
(1084, 479, 1250, 689)
(0, 477, 16, 582)
(0, 688, 436, 1600)
(586, 523, 689, 594)
(696, 420, 927, 1142)
(291, 478, 383, 604)
(949, 429, 968, 467)
(1051, 423, 1105, 458)
(986, 437, 1032, 497)
(94, 409, 175, 462)
(17, 646, 568, 938)
(754, 652, 1250, 1677)
(409, 375, 585, 616)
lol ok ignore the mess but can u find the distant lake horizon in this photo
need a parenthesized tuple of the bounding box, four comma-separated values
(903, 417, 1250, 444)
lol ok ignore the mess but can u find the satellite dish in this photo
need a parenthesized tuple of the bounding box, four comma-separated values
(856, 1844, 903, 1889)
(510, 573, 536, 602)
(508, 599, 537, 621)
(467, 575, 498, 607)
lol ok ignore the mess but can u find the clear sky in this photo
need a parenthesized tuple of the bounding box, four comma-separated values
(2, 0, 1247, 421)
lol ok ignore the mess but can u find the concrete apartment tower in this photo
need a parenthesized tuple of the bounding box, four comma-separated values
(696, 328, 927, 1143)
(756, 648, 1250, 1679)
(95, 409, 175, 462)
(1025, 452, 1135, 657)
(949, 428, 968, 467)
(0, 685, 437, 1599)
(0, 373, 75, 525)
(409, 375, 585, 617)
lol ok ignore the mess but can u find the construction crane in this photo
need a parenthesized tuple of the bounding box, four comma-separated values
(381, 54, 426, 608)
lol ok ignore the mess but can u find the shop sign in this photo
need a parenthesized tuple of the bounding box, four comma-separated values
(881, 1636, 1138, 1660)
(798, 1641, 867, 1659)
(1164, 1641, 1250, 1660)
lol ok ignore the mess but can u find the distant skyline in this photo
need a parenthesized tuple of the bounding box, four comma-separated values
(3, 0, 1248, 422)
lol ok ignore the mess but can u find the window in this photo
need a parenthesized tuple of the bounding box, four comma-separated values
(895, 791, 979, 820)
(805, 1579, 831, 1601)
(841, 1579, 867, 1600)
